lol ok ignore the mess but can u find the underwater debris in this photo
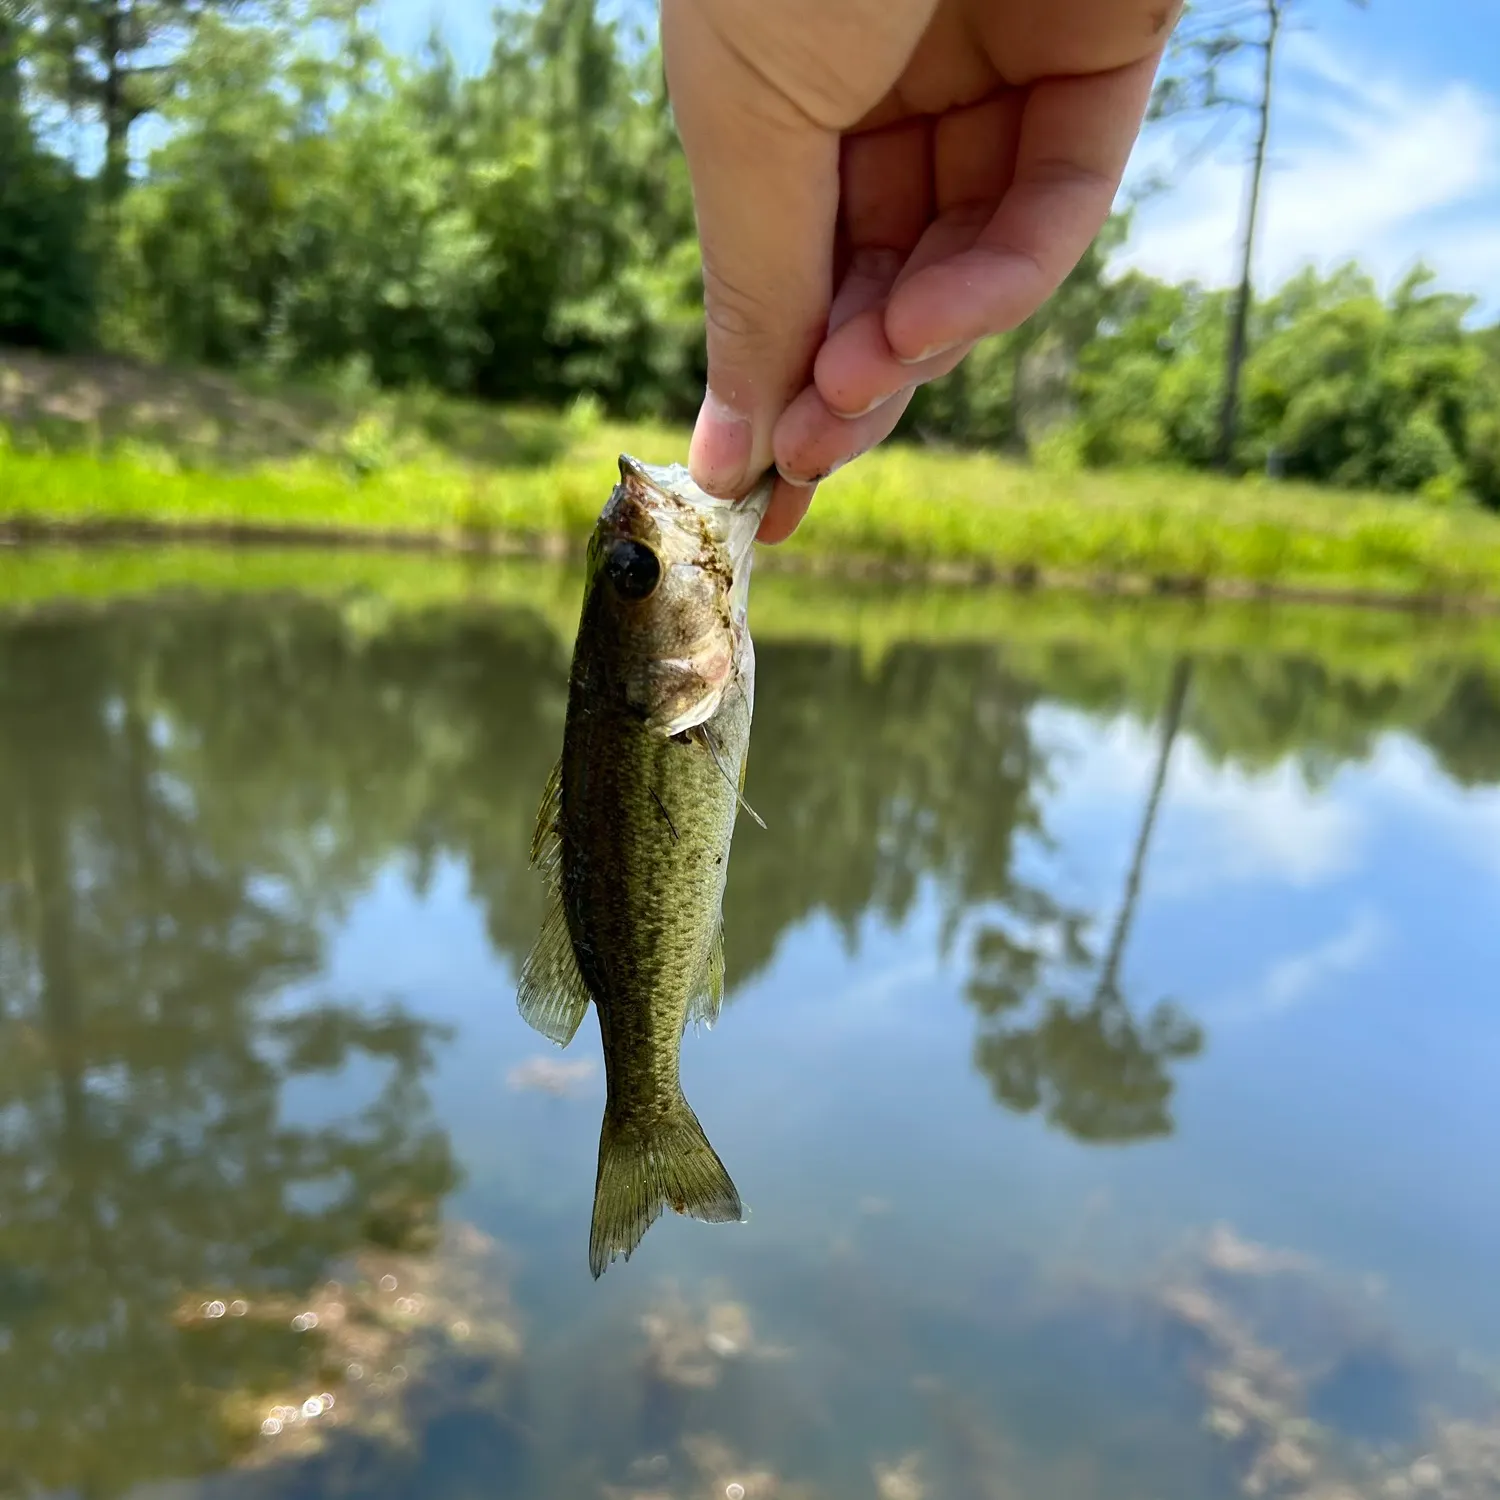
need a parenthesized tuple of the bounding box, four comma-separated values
(174, 1221, 522, 1467)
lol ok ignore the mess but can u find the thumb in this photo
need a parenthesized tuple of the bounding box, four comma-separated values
(662, 0, 840, 499)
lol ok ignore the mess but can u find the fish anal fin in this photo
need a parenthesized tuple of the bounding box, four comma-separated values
(686, 918, 725, 1032)
(589, 1094, 743, 1279)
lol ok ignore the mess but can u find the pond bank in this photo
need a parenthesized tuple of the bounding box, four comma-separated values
(6, 545, 1500, 693)
(6, 509, 1500, 618)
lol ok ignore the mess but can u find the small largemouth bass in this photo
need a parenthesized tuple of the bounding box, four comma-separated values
(519, 454, 772, 1278)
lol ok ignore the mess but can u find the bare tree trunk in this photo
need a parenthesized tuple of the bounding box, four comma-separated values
(0, 9, 23, 113)
(100, 0, 130, 205)
(1008, 336, 1028, 455)
(23, 786, 107, 1259)
(1094, 656, 1193, 1003)
(1214, 0, 1281, 471)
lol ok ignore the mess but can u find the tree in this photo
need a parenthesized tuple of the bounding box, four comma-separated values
(1244, 263, 1481, 494)
(907, 213, 1131, 453)
(1150, 0, 1365, 471)
(0, 607, 460, 1497)
(0, 1, 95, 348)
(23, 0, 267, 204)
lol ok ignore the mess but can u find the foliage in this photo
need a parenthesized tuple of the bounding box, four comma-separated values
(1069, 262, 1500, 505)
(2, 0, 1499, 507)
(0, 12, 94, 349)
(20, 0, 271, 201)
(98, 0, 702, 413)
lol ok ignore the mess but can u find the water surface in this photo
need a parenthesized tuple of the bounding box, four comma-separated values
(1, 565, 1498, 1500)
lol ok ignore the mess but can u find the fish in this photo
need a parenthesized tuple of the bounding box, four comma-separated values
(518, 453, 773, 1278)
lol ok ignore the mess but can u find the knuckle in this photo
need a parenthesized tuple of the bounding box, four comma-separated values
(701, 261, 775, 349)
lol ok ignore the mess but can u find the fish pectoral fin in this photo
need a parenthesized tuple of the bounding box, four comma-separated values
(685, 918, 726, 1032)
(589, 1094, 743, 1279)
(689, 722, 766, 831)
(518, 892, 591, 1048)
(529, 758, 564, 871)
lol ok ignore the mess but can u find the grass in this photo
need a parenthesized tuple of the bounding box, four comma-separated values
(7, 347, 1500, 606)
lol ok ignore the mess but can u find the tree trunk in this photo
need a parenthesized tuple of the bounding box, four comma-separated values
(1214, 0, 1281, 471)
(24, 784, 106, 1257)
(100, 0, 130, 204)
(0, 9, 22, 114)
(1008, 335, 1030, 456)
(1094, 655, 1193, 1002)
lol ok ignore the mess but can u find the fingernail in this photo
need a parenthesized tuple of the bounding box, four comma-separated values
(776, 468, 819, 489)
(895, 339, 961, 368)
(830, 394, 889, 421)
(689, 390, 753, 497)
(776, 452, 856, 489)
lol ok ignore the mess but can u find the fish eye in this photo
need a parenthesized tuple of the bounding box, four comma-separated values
(605, 538, 661, 602)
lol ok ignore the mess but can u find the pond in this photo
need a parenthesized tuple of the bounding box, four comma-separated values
(1, 556, 1498, 1500)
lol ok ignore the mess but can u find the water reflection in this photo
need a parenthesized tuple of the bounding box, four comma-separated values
(2, 586, 1500, 1498)
(0, 610, 460, 1496)
(0, 599, 1241, 1164)
(965, 656, 1203, 1142)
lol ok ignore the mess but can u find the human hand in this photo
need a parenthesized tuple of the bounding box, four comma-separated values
(661, 0, 1179, 541)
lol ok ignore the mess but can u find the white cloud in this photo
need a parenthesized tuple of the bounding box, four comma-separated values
(1164, 743, 1364, 891)
(1362, 736, 1500, 879)
(1256, 908, 1385, 1015)
(1038, 708, 1364, 894)
(826, 956, 944, 1015)
(1118, 33, 1500, 310)
(1202, 907, 1385, 1024)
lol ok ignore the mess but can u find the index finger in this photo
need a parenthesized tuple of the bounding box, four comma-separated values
(662, 0, 841, 499)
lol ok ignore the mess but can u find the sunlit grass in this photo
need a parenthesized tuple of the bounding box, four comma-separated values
(6, 353, 1500, 603)
(775, 445, 1500, 601)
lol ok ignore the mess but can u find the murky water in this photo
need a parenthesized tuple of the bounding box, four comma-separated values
(2, 564, 1498, 1500)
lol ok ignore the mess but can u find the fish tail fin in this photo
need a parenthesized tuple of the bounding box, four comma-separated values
(589, 1093, 743, 1279)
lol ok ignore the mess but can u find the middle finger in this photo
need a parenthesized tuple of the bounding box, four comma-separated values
(815, 91, 1024, 415)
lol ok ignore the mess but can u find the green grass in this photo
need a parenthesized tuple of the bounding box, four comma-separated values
(7, 348, 1500, 605)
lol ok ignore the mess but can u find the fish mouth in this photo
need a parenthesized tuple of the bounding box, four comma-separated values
(614, 456, 772, 632)
(616, 455, 773, 561)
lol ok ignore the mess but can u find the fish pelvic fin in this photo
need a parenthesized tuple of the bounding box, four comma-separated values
(518, 757, 591, 1047)
(589, 1094, 743, 1279)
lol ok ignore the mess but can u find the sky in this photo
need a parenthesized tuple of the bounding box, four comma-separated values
(372, 0, 1500, 316)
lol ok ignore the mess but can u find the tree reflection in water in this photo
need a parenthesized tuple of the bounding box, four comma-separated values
(4, 589, 1500, 1495)
(966, 655, 1204, 1142)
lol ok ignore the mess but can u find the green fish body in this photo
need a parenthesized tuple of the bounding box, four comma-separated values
(519, 455, 771, 1277)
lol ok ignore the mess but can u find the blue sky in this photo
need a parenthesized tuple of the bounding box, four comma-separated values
(373, 0, 1500, 314)
(1120, 0, 1500, 312)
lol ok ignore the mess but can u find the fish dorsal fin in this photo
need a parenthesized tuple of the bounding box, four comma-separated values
(517, 759, 590, 1047)
(685, 917, 726, 1033)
